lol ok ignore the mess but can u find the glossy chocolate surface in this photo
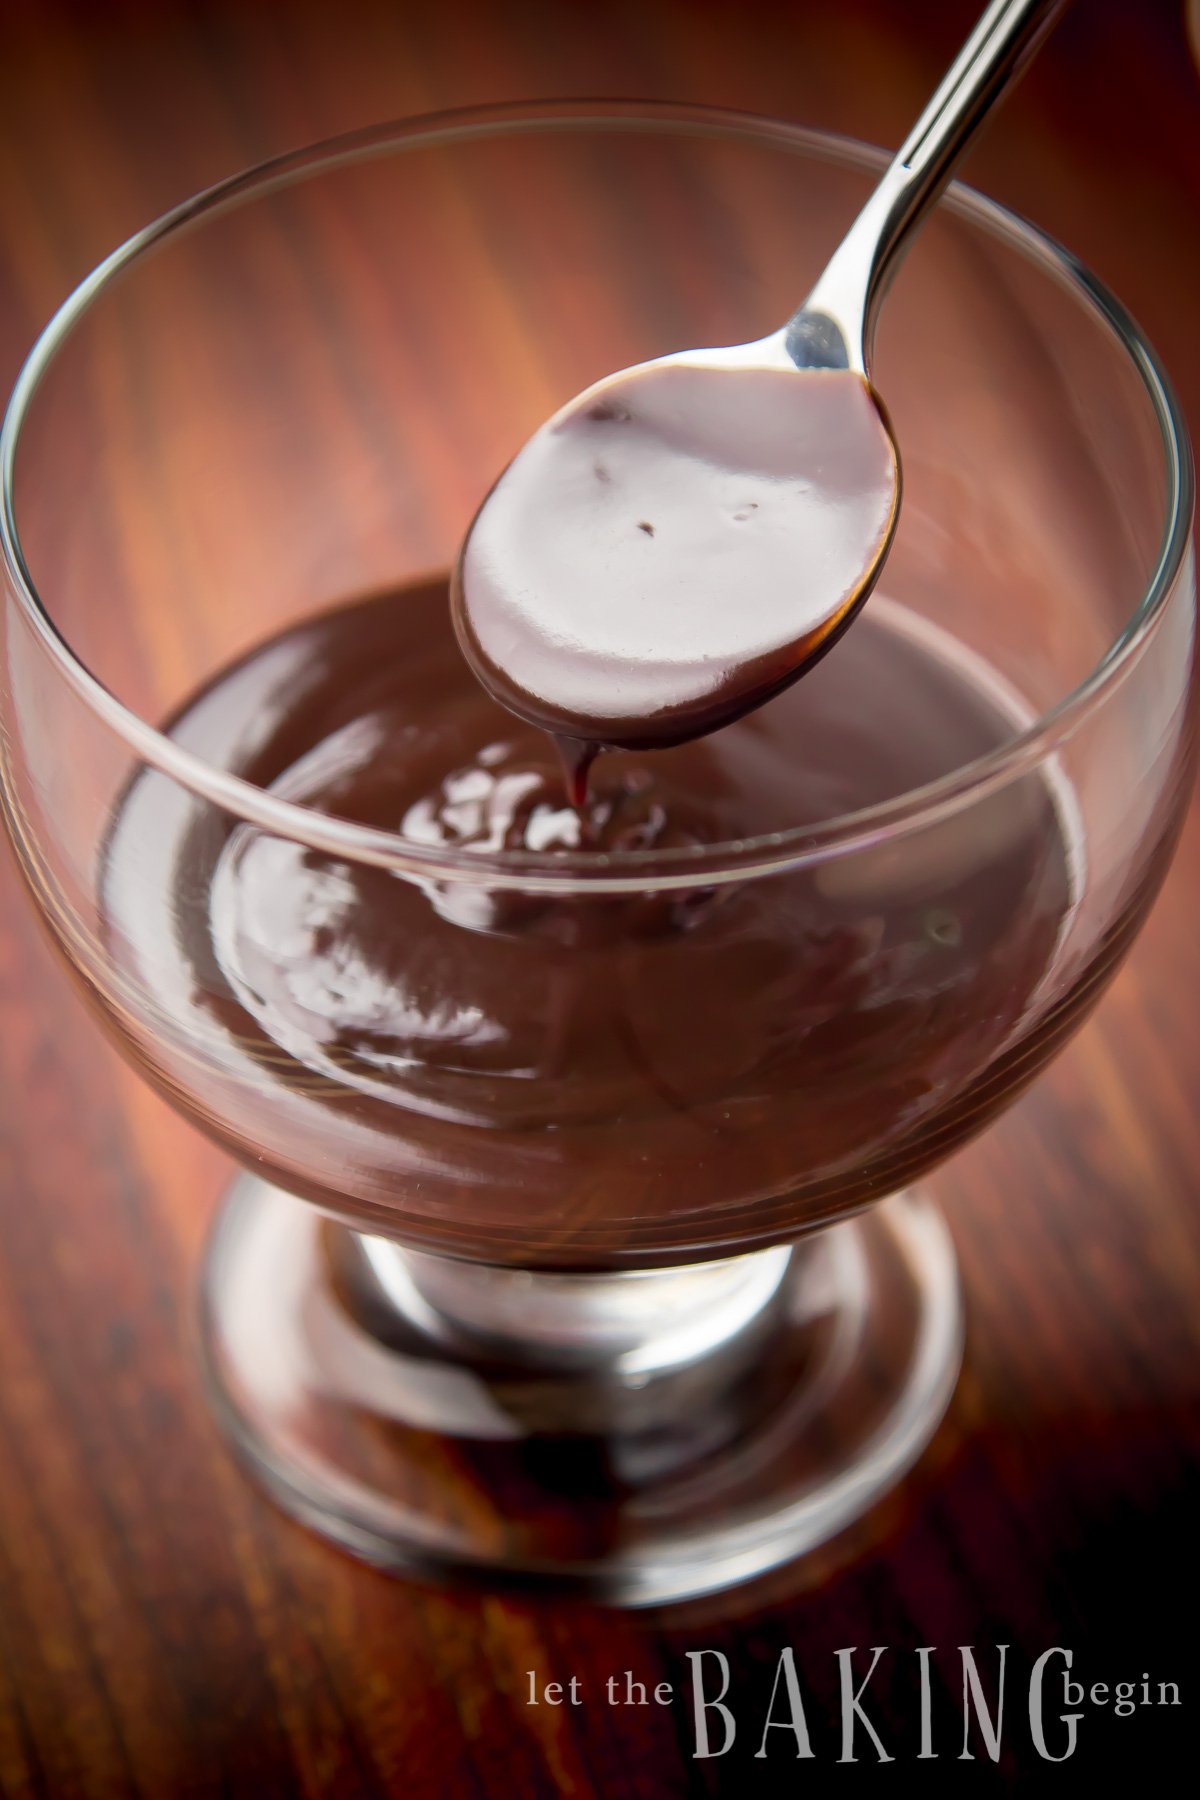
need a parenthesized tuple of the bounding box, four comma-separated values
(453, 362, 899, 753)
(101, 578, 1072, 1265)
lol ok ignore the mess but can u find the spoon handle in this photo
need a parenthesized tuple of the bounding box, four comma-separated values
(795, 0, 1066, 373)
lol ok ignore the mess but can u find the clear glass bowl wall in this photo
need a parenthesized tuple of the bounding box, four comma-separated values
(2, 111, 1194, 1268)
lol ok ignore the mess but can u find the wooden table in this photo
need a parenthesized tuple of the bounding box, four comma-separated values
(0, 1, 1196, 1793)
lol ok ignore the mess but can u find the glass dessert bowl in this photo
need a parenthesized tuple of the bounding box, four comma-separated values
(1, 105, 1194, 1604)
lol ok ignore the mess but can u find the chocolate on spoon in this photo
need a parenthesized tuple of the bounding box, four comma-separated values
(452, 0, 1063, 782)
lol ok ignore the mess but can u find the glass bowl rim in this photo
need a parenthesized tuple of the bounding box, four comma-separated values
(1, 99, 1193, 896)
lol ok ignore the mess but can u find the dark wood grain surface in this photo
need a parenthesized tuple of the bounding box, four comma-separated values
(0, 1, 1197, 1794)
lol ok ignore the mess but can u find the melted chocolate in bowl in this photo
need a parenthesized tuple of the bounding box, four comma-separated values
(452, 362, 899, 763)
(101, 578, 1077, 1267)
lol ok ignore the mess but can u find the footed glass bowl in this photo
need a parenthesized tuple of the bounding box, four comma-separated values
(1, 104, 1194, 1602)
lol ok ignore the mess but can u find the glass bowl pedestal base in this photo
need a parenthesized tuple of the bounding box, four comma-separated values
(198, 1177, 962, 1605)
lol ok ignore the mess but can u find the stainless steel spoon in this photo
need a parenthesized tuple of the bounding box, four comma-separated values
(454, 0, 1067, 754)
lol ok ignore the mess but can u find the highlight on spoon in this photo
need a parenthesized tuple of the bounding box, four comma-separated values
(451, 357, 900, 753)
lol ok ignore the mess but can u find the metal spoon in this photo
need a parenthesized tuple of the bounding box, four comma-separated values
(453, 0, 1066, 754)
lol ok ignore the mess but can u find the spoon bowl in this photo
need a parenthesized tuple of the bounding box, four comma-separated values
(451, 351, 899, 754)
